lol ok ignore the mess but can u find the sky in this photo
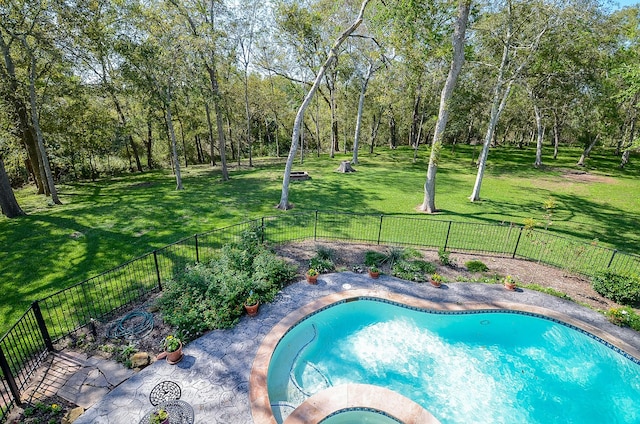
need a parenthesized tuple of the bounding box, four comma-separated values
(613, 0, 639, 8)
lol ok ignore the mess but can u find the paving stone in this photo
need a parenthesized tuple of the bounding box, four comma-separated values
(62, 406, 85, 424)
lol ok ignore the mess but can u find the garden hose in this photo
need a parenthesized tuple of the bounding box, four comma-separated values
(107, 310, 154, 339)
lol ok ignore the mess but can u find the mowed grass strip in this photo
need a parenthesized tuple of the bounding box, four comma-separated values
(1, 144, 639, 334)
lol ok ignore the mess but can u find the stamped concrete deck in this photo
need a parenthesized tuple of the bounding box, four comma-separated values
(72, 272, 640, 424)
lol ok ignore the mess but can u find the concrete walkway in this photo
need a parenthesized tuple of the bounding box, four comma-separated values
(69, 272, 640, 424)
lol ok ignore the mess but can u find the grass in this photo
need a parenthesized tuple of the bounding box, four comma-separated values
(1, 144, 639, 335)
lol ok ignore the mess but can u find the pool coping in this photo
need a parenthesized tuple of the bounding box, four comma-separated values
(250, 288, 640, 424)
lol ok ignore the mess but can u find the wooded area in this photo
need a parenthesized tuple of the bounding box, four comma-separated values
(1, 0, 639, 217)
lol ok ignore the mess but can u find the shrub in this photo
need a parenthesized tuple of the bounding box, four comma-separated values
(392, 260, 436, 282)
(438, 248, 455, 267)
(592, 271, 640, 306)
(465, 260, 488, 272)
(364, 251, 386, 267)
(157, 227, 295, 340)
(309, 257, 334, 273)
(605, 307, 640, 330)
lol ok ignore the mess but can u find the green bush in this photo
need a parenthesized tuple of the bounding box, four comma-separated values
(157, 226, 295, 340)
(438, 248, 455, 267)
(309, 246, 335, 273)
(364, 251, 386, 267)
(392, 260, 436, 282)
(592, 271, 640, 306)
(605, 307, 640, 330)
(465, 260, 489, 272)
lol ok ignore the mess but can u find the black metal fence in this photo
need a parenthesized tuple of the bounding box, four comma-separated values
(1, 211, 639, 421)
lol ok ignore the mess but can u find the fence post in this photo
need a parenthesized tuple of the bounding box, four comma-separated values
(512, 227, 523, 259)
(443, 221, 452, 251)
(0, 346, 21, 406)
(153, 251, 162, 291)
(31, 301, 53, 352)
(194, 234, 200, 263)
(377, 215, 384, 245)
(314, 210, 318, 241)
(607, 249, 617, 268)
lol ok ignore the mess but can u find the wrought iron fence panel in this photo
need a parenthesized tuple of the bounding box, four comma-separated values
(513, 229, 612, 277)
(262, 213, 314, 244)
(608, 251, 640, 276)
(377, 216, 449, 248)
(446, 221, 521, 254)
(38, 253, 160, 341)
(314, 211, 381, 243)
(0, 376, 13, 424)
(0, 308, 48, 395)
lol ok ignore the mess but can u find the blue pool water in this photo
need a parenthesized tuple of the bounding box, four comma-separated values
(267, 298, 640, 424)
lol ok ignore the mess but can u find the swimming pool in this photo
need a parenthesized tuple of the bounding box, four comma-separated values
(267, 297, 640, 424)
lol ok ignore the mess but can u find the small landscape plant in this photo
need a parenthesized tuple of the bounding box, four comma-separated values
(392, 259, 436, 282)
(245, 290, 259, 306)
(309, 256, 333, 273)
(163, 335, 181, 352)
(605, 307, 640, 330)
(592, 271, 640, 306)
(150, 409, 169, 424)
(431, 273, 443, 283)
(465, 260, 488, 272)
(306, 268, 318, 276)
(369, 265, 379, 273)
(364, 251, 386, 267)
(309, 246, 335, 273)
(438, 248, 455, 267)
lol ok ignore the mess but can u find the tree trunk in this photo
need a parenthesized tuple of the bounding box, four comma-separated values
(328, 69, 339, 158)
(0, 155, 25, 218)
(410, 88, 422, 147)
(553, 110, 560, 160)
(389, 115, 397, 149)
(204, 102, 216, 166)
(577, 135, 598, 166)
(277, 0, 370, 210)
(165, 90, 184, 190)
(352, 63, 373, 165)
(0, 33, 45, 193)
(370, 112, 380, 154)
(533, 101, 543, 167)
(146, 119, 154, 169)
(469, 21, 514, 203)
(420, 0, 470, 213)
(24, 38, 61, 205)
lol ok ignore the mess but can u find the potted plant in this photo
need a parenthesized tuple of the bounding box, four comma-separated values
(150, 408, 169, 424)
(244, 291, 260, 317)
(306, 268, 318, 284)
(368, 265, 380, 279)
(503, 275, 516, 291)
(162, 335, 183, 364)
(430, 273, 443, 288)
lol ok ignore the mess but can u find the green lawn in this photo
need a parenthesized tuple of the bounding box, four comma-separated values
(1, 144, 639, 334)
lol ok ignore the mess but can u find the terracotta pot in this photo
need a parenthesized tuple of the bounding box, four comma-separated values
(306, 272, 318, 284)
(368, 270, 380, 279)
(504, 282, 516, 291)
(244, 302, 259, 316)
(430, 280, 442, 288)
(165, 342, 183, 364)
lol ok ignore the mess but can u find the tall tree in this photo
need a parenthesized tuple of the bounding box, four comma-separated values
(170, 0, 229, 181)
(0, 154, 24, 218)
(277, 0, 370, 210)
(469, 0, 548, 202)
(420, 0, 471, 213)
